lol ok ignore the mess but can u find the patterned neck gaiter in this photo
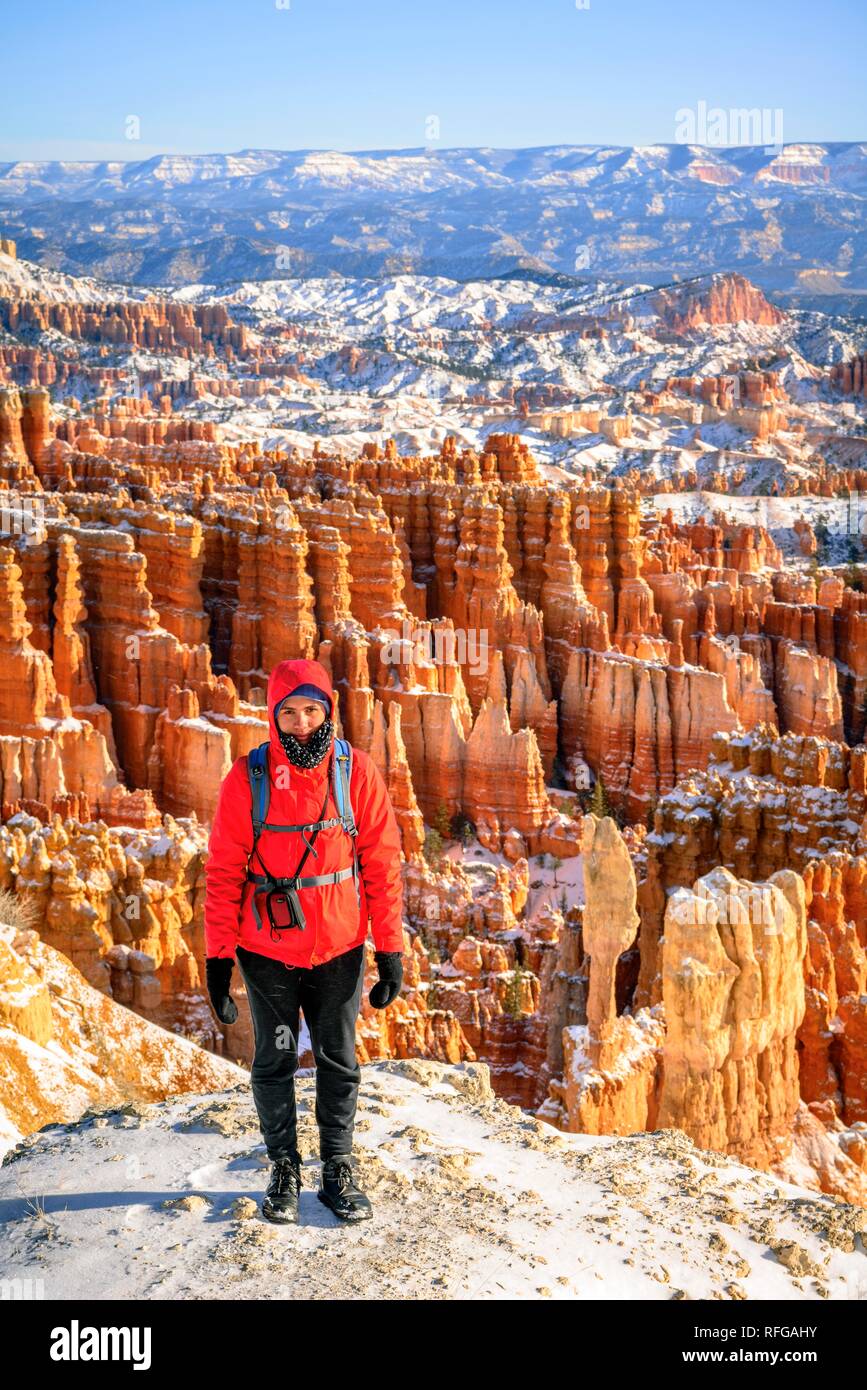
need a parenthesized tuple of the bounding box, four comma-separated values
(277, 717, 334, 769)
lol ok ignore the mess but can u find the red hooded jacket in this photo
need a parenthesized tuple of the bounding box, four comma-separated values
(204, 658, 405, 968)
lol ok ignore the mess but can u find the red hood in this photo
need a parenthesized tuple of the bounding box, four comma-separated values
(266, 658, 336, 781)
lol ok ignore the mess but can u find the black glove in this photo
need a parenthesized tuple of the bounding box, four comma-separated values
(369, 951, 403, 1009)
(205, 956, 238, 1024)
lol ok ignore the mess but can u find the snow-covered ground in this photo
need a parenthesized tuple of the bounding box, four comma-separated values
(1, 1059, 864, 1301)
(0, 248, 151, 305)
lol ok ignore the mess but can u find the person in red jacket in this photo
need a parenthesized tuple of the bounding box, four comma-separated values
(204, 657, 405, 1224)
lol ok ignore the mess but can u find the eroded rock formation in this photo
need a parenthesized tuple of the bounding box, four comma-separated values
(0, 368, 865, 1205)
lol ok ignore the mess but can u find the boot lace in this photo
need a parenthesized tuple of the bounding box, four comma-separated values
(271, 1156, 302, 1194)
(326, 1158, 354, 1190)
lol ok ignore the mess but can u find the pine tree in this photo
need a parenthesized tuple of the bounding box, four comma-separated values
(423, 827, 444, 868)
(589, 775, 611, 818)
(503, 960, 525, 1018)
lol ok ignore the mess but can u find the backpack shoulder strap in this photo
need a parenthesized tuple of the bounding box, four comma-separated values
(332, 738, 361, 909)
(331, 738, 357, 835)
(247, 741, 271, 844)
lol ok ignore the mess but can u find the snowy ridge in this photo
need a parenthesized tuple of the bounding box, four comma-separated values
(2, 143, 866, 199)
(1, 1059, 864, 1301)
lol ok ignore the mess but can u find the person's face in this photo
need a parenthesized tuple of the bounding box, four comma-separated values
(276, 696, 327, 743)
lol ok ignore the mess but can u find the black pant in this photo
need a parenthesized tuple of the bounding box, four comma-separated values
(235, 943, 365, 1162)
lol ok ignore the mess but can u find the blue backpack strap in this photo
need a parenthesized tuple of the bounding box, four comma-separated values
(332, 738, 357, 832)
(247, 741, 270, 845)
(246, 741, 279, 935)
(332, 738, 361, 907)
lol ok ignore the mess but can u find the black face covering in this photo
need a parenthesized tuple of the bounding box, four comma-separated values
(277, 716, 334, 769)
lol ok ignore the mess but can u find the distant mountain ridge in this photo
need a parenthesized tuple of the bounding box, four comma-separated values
(3, 142, 867, 196)
(0, 143, 865, 303)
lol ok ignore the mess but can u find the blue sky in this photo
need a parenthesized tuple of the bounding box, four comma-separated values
(1, 0, 864, 160)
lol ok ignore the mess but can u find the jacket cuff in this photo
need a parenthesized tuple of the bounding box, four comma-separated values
(371, 926, 406, 955)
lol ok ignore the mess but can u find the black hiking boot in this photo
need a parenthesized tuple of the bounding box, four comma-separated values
(261, 1149, 304, 1224)
(317, 1153, 372, 1222)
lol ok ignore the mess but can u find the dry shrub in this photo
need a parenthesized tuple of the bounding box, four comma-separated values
(0, 888, 39, 933)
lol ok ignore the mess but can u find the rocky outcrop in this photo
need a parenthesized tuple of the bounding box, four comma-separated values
(829, 354, 867, 398)
(539, 816, 663, 1137)
(540, 848, 867, 1204)
(560, 647, 748, 819)
(580, 815, 641, 1061)
(0, 905, 242, 1153)
(774, 640, 844, 740)
(652, 272, 786, 330)
(659, 866, 807, 1169)
(0, 297, 247, 355)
